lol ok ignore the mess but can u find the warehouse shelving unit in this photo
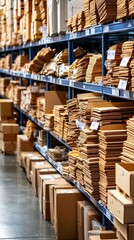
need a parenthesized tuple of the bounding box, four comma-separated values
(1, 18, 134, 228)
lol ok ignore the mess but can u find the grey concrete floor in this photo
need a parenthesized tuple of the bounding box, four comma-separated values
(0, 153, 56, 240)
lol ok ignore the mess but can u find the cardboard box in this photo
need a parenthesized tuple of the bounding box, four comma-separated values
(116, 163, 134, 197)
(20, 151, 40, 170)
(25, 12, 32, 41)
(84, 206, 101, 240)
(1, 141, 16, 152)
(0, 133, 17, 142)
(0, 99, 13, 119)
(37, 168, 57, 196)
(77, 201, 92, 240)
(50, 184, 75, 225)
(42, 197, 50, 220)
(108, 190, 134, 224)
(16, 135, 34, 166)
(39, 175, 67, 213)
(26, 153, 44, 179)
(114, 218, 134, 240)
(45, 91, 66, 114)
(32, 162, 51, 196)
(54, 189, 85, 240)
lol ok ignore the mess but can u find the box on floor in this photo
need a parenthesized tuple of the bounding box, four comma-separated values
(114, 217, 134, 240)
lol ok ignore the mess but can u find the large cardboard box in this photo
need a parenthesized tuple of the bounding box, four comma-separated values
(20, 152, 40, 170)
(77, 201, 91, 240)
(116, 163, 134, 197)
(42, 197, 50, 220)
(45, 91, 66, 114)
(1, 141, 16, 152)
(50, 184, 75, 225)
(54, 189, 85, 240)
(114, 217, 134, 240)
(26, 154, 45, 180)
(39, 174, 67, 213)
(16, 135, 34, 166)
(0, 99, 13, 119)
(108, 190, 134, 224)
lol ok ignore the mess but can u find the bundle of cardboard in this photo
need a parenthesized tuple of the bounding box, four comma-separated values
(44, 114, 54, 131)
(96, 0, 117, 24)
(99, 124, 127, 204)
(54, 105, 67, 138)
(86, 54, 102, 83)
(104, 43, 122, 87)
(117, 0, 128, 20)
(67, 98, 80, 149)
(39, 0, 47, 25)
(83, 0, 91, 28)
(29, 47, 56, 73)
(48, 147, 67, 162)
(68, 150, 79, 180)
(90, 0, 99, 26)
(129, 0, 134, 16)
(12, 54, 29, 71)
(0, 77, 11, 96)
(24, 119, 39, 141)
(13, 86, 27, 105)
(36, 97, 46, 124)
(121, 117, 134, 163)
(5, 80, 20, 101)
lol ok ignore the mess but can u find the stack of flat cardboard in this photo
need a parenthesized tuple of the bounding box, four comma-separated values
(104, 43, 122, 87)
(60, 108, 68, 141)
(44, 114, 54, 131)
(78, 129, 100, 199)
(24, 119, 39, 141)
(67, 98, 79, 149)
(68, 59, 81, 80)
(72, 54, 91, 82)
(117, 0, 128, 20)
(90, 0, 99, 26)
(54, 48, 68, 65)
(121, 117, 134, 163)
(96, 0, 117, 24)
(129, 0, 134, 17)
(54, 105, 66, 138)
(14, 86, 27, 105)
(12, 54, 29, 71)
(39, 0, 47, 25)
(5, 80, 20, 101)
(84, 0, 91, 28)
(67, 17, 73, 32)
(0, 77, 11, 96)
(4, 54, 12, 69)
(130, 58, 134, 91)
(48, 147, 67, 162)
(76, 156, 84, 186)
(68, 150, 79, 180)
(77, 11, 85, 32)
(71, 14, 78, 33)
(99, 124, 127, 204)
(29, 47, 56, 73)
(77, 93, 102, 127)
(86, 54, 102, 83)
(36, 97, 46, 124)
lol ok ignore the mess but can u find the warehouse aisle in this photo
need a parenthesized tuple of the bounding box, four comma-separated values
(0, 153, 56, 240)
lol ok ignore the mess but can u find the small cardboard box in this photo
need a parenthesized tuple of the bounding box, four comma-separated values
(54, 189, 85, 240)
(114, 217, 134, 240)
(108, 190, 134, 224)
(50, 184, 75, 226)
(116, 163, 134, 197)
(16, 135, 34, 166)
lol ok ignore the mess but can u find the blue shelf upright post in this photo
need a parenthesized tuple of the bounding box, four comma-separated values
(68, 40, 75, 99)
(29, 47, 34, 85)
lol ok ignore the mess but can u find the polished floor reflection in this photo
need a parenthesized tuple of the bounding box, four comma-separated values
(0, 153, 56, 240)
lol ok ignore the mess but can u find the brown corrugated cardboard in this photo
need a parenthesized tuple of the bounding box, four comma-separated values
(26, 154, 45, 180)
(45, 91, 66, 114)
(17, 135, 34, 166)
(39, 175, 67, 213)
(108, 189, 134, 224)
(84, 206, 101, 240)
(1, 141, 16, 152)
(100, 230, 117, 238)
(116, 163, 134, 197)
(50, 184, 75, 226)
(20, 152, 40, 170)
(54, 189, 85, 240)
(0, 133, 17, 142)
(114, 217, 134, 240)
(77, 201, 91, 240)
(0, 99, 13, 118)
(42, 197, 50, 220)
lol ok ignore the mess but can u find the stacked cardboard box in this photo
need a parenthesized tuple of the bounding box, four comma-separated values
(90, 0, 99, 26)
(44, 114, 54, 131)
(83, 0, 91, 28)
(0, 123, 19, 153)
(117, 0, 128, 20)
(108, 163, 134, 239)
(48, 147, 67, 162)
(0, 77, 11, 96)
(54, 105, 67, 138)
(13, 85, 27, 105)
(31, 0, 42, 42)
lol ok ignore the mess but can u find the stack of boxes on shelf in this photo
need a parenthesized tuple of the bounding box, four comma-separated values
(0, 77, 11, 95)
